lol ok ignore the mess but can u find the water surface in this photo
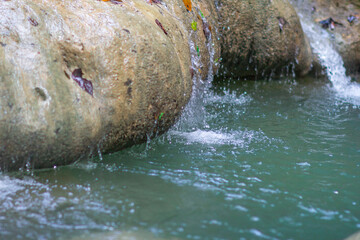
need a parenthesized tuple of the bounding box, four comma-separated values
(1, 77, 359, 240)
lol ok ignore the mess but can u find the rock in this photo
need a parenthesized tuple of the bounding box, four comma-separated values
(303, 0, 360, 76)
(0, 0, 220, 171)
(345, 231, 360, 240)
(217, 0, 312, 79)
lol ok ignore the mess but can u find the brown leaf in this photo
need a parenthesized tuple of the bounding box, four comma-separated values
(71, 69, 94, 96)
(28, 18, 38, 27)
(155, 19, 168, 35)
(182, 0, 191, 11)
(100, 0, 122, 4)
(148, 0, 161, 4)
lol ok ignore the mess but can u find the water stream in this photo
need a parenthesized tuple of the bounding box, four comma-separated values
(292, 0, 360, 106)
(1, 3, 360, 240)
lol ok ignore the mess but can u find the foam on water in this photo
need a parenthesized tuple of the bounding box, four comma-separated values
(170, 129, 258, 148)
(0, 175, 47, 196)
(172, 129, 234, 144)
(206, 89, 252, 105)
(0, 175, 55, 213)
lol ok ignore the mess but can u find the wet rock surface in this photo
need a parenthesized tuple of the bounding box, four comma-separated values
(217, 0, 312, 79)
(0, 0, 220, 171)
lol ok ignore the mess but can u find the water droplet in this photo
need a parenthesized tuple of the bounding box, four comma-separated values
(97, 145, 103, 161)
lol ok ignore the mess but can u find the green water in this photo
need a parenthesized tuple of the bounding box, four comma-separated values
(1, 78, 359, 240)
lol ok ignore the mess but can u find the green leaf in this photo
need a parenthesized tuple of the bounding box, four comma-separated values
(191, 21, 197, 31)
(159, 112, 164, 120)
(199, 10, 204, 18)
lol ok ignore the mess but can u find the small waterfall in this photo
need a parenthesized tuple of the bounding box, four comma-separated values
(173, 10, 216, 132)
(292, 2, 360, 105)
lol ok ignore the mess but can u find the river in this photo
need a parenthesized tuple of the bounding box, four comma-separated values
(1, 2, 360, 239)
(0, 75, 359, 239)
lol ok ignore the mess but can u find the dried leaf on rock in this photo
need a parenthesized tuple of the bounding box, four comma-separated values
(318, 17, 343, 30)
(72, 69, 94, 96)
(182, 0, 192, 12)
(28, 18, 39, 26)
(147, 0, 161, 4)
(155, 19, 168, 35)
(190, 67, 194, 78)
(100, 0, 122, 4)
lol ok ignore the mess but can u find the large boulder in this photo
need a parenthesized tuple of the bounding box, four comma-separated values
(0, 0, 220, 171)
(217, 0, 313, 78)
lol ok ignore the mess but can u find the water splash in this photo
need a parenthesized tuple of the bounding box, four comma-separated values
(293, 5, 360, 105)
(174, 11, 217, 132)
(170, 129, 271, 148)
(97, 144, 103, 161)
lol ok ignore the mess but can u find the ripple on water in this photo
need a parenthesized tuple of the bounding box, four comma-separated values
(1, 76, 360, 240)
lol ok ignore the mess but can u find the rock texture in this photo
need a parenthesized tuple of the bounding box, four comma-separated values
(218, 0, 313, 79)
(0, 0, 220, 171)
(300, 0, 360, 76)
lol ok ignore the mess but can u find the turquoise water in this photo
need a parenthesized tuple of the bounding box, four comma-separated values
(1, 78, 360, 239)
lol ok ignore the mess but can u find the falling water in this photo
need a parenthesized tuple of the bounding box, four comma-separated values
(292, 3, 360, 105)
(174, 10, 216, 132)
(97, 144, 103, 161)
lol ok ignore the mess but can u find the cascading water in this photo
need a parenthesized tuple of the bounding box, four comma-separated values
(291, 1, 360, 105)
(173, 8, 216, 132)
